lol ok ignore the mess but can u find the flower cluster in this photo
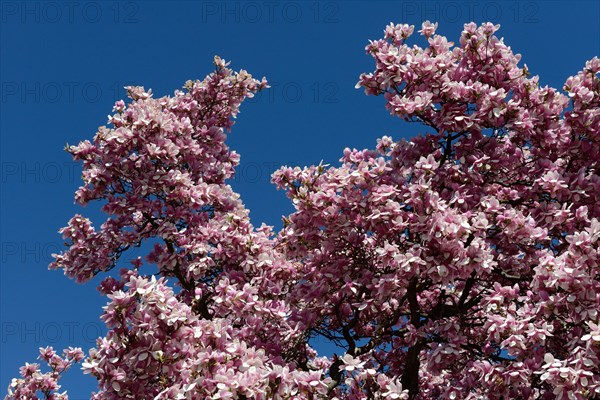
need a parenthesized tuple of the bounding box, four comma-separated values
(6, 347, 84, 399)
(276, 21, 599, 398)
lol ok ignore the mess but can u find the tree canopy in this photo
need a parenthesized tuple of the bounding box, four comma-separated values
(7, 22, 600, 400)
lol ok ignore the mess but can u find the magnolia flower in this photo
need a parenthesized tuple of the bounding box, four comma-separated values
(418, 20, 438, 38)
(383, 380, 409, 399)
(339, 354, 365, 372)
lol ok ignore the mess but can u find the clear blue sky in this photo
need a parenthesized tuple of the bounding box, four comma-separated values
(1, 1, 598, 398)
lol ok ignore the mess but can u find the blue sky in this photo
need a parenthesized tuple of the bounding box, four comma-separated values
(1, 1, 598, 398)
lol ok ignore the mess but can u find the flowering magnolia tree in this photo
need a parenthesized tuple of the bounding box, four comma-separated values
(6, 22, 600, 400)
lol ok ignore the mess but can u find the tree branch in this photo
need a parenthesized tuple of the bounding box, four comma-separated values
(402, 277, 423, 399)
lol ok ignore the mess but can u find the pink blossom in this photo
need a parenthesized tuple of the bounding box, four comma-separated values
(418, 20, 438, 38)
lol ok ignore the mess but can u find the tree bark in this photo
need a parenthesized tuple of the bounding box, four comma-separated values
(401, 344, 422, 399)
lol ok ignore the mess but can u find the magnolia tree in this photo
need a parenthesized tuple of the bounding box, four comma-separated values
(6, 22, 600, 400)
